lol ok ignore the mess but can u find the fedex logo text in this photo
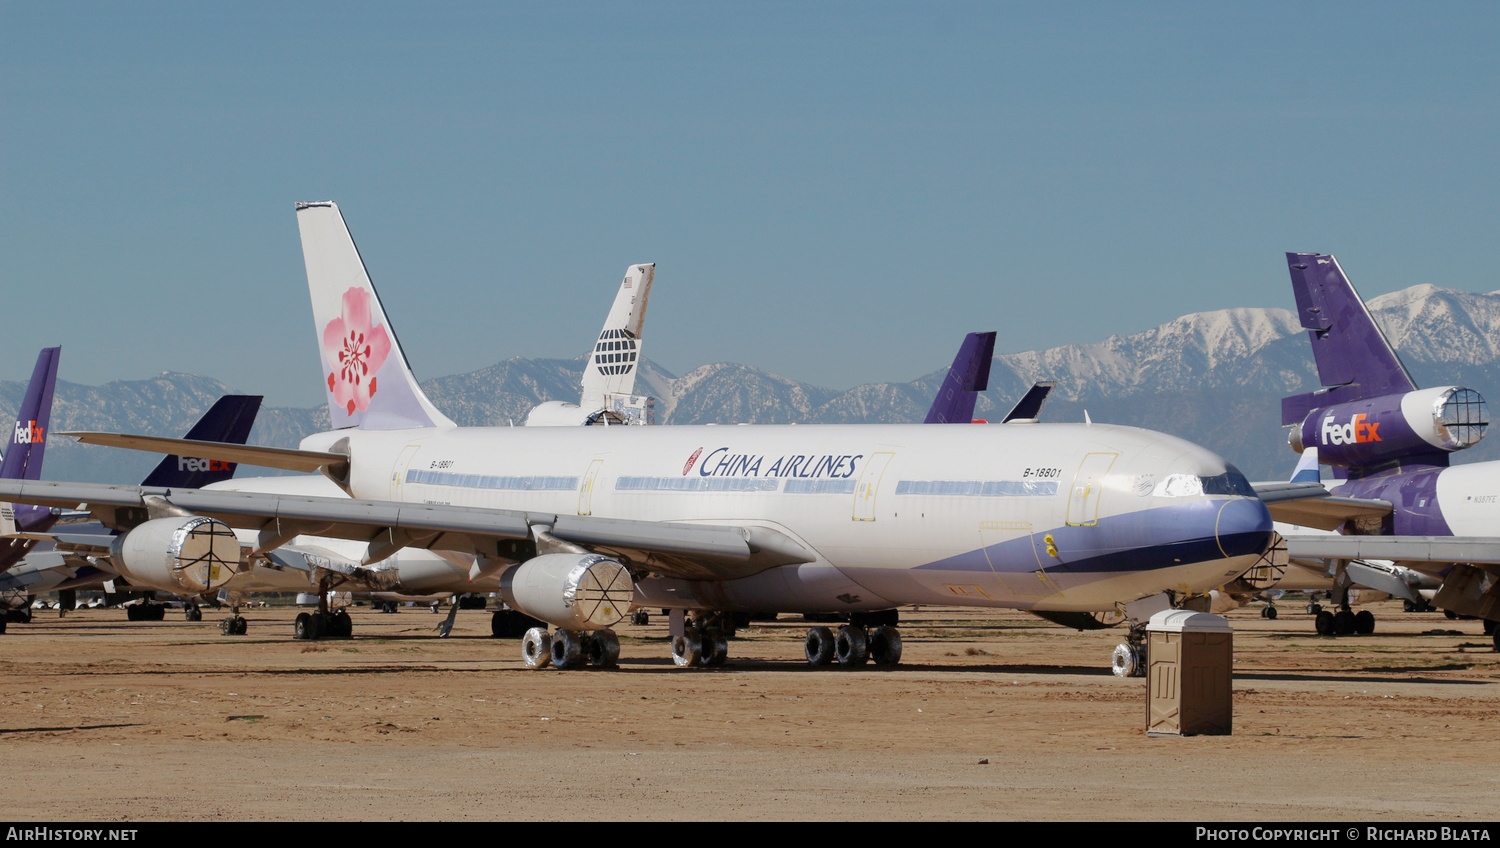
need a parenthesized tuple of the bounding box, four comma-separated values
(178, 457, 232, 472)
(1320, 413, 1381, 446)
(12, 420, 43, 445)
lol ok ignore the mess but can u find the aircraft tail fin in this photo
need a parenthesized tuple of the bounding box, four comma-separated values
(1288, 447, 1321, 484)
(0, 347, 61, 481)
(579, 263, 654, 411)
(1003, 381, 1057, 423)
(140, 395, 263, 488)
(295, 202, 455, 430)
(924, 332, 995, 424)
(1281, 253, 1418, 425)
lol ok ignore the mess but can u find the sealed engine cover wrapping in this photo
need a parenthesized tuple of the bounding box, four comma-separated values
(110, 515, 241, 592)
(501, 553, 633, 630)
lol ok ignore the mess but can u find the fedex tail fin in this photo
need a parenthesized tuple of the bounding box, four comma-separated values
(295, 202, 455, 431)
(1, 347, 60, 481)
(579, 263, 654, 412)
(924, 332, 995, 424)
(141, 395, 262, 488)
(1281, 253, 1418, 426)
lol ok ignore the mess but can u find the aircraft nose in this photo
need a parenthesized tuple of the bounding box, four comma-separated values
(1213, 496, 1273, 560)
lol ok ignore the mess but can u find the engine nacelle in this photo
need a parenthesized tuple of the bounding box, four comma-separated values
(499, 553, 633, 631)
(109, 516, 241, 593)
(1289, 386, 1487, 468)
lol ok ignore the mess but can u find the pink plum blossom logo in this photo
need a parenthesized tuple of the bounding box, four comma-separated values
(323, 287, 392, 416)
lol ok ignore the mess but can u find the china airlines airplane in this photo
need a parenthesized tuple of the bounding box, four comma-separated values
(1, 202, 1273, 674)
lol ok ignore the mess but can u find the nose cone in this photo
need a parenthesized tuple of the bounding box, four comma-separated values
(1214, 496, 1274, 560)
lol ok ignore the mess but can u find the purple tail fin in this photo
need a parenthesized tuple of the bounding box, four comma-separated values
(1, 347, 60, 481)
(1281, 254, 1418, 425)
(925, 332, 995, 424)
(141, 395, 263, 488)
(0, 347, 61, 570)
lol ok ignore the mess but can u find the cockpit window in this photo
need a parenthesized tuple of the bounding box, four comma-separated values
(1153, 465, 1255, 498)
(1152, 473, 1203, 498)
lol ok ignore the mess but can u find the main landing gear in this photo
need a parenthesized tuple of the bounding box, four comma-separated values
(803, 623, 903, 667)
(519, 626, 620, 670)
(1313, 606, 1375, 636)
(293, 609, 352, 640)
(802, 611, 903, 668)
(1111, 620, 1148, 678)
(290, 579, 354, 640)
(125, 601, 169, 621)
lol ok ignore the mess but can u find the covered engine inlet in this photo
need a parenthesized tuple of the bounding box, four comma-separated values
(109, 515, 242, 593)
(1290, 386, 1488, 468)
(500, 553, 634, 631)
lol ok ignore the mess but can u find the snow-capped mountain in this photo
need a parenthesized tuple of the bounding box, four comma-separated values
(7, 284, 1500, 483)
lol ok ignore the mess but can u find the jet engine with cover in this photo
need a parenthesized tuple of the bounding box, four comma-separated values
(108, 515, 241, 593)
(499, 553, 633, 631)
(1289, 386, 1488, 469)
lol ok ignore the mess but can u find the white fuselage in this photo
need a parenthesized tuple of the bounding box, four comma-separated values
(301, 420, 1272, 614)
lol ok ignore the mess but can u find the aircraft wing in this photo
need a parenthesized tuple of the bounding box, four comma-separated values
(1252, 481, 1392, 531)
(0, 480, 815, 583)
(1282, 534, 1500, 568)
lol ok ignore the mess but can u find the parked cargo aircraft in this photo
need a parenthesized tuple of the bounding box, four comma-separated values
(1213, 448, 1440, 630)
(0, 202, 1273, 672)
(0, 347, 61, 581)
(0, 395, 261, 625)
(1267, 253, 1500, 647)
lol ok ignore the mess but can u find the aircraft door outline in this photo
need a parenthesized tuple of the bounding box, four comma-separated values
(1066, 452, 1118, 526)
(853, 452, 895, 521)
(578, 459, 605, 516)
(391, 444, 421, 500)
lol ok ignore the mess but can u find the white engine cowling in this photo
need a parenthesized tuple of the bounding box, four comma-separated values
(500, 553, 633, 630)
(109, 516, 241, 593)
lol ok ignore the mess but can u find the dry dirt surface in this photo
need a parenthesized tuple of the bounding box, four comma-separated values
(2, 599, 1498, 822)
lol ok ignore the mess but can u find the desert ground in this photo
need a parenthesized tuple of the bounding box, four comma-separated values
(1, 598, 1498, 822)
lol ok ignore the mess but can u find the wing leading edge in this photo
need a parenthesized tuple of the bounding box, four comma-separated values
(0, 480, 815, 583)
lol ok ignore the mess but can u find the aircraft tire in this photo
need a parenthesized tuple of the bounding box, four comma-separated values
(671, 633, 702, 668)
(1354, 610, 1375, 635)
(333, 610, 353, 637)
(590, 629, 620, 668)
(1493, 627, 1500, 654)
(550, 628, 583, 669)
(1484, 619, 1497, 636)
(701, 630, 728, 667)
(835, 624, 869, 666)
(220, 618, 235, 635)
(521, 627, 552, 669)
(186, 607, 202, 622)
(1333, 609, 1356, 635)
(1110, 643, 1141, 678)
(804, 626, 835, 666)
(1314, 610, 1335, 635)
(294, 612, 319, 640)
(870, 625, 903, 666)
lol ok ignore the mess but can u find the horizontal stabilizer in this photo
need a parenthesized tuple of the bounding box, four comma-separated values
(65, 432, 345, 475)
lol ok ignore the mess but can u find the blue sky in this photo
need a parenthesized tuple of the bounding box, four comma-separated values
(3, 2, 1498, 406)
